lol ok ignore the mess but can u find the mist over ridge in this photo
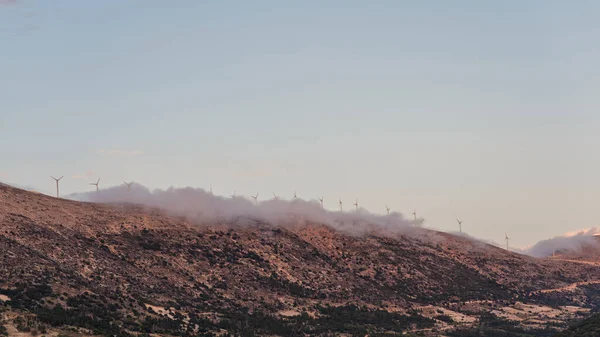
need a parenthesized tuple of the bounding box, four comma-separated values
(68, 183, 424, 236)
(64, 183, 600, 258)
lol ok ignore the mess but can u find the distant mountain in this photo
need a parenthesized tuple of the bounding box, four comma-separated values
(2, 184, 600, 336)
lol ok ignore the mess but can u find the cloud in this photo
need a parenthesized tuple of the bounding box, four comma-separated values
(98, 149, 143, 156)
(67, 183, 424, 236)
(523, 228, 600, 257)
(562, 228, 600, 237)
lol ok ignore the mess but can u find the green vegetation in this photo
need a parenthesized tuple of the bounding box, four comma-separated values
(553, 313, 600, 337)
(218, 304, 435, 336)
(1, 282, 436, 336)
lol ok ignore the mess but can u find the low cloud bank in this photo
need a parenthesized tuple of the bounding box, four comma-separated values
(68, 184, 423, 235)
(524, 228, 600, 257)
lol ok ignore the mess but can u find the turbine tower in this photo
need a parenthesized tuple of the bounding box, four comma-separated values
(293, 190, 298, 200)
(385, 205, 390, 215)
(272, 192, 279, 200)
(210, 185, 213, 195)
(90, 178, 100, 192)
(354, 198, 359, 212)
(251, 193, 259, 205)
(318, 197, 324, 208)
(456, 219, 463, 233)
(338, 198, 343, 211)
(505, 232, 510, 251)
(412, 209, 417, 221)
(123, 181, 133, 192)
(50, 175, 63, 198)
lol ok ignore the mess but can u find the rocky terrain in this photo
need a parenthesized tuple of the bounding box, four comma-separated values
(1, 183, 600, 336)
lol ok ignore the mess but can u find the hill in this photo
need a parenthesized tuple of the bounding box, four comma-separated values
(1, 183, 600, 336)
(553, 313, 600, 337)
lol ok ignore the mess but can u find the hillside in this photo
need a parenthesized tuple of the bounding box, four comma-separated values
(551, 235, 600, 263)
(1, 183, 600, 336)
(553, 313, 600, 337)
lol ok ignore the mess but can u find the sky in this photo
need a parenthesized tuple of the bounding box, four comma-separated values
(1, 0, 599, 248)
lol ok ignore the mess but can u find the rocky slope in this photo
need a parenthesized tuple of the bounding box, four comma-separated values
(1, 183, 600, 336)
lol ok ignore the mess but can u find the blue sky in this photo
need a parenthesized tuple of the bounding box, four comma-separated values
(1, 0, 599, 247)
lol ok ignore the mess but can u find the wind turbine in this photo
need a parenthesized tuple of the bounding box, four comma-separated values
(318, 197, 324, 208)
(354, 199, 359, 212)
(505, 232, 510, 251)
(251, 193, 259, 205)
(272, 192, 279, 200)
(230, 191, 236, 199)
(293, 190, 298, 200)
(123, 181, 133, 192)
(412, 209, 417, 221)
(338, 198, 343, 211)
(50, 175, 63, 198)
(385, 205, 390, 215)
(90, 178, 100, 192)
(209, 185, 213, 195)
(456, 219, 463, 233)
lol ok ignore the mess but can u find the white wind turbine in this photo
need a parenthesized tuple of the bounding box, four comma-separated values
(505, 232, 510, 251)
(50, 175, 64, 198)
(272, 192, 279, 200)
(251, 193, 259, 205)
(318, 197, 324, 208)
(230, 191, 236, 199)
(90, 178, 100, 192)
(353, 198, 359, 212)
(412, 209, 417, 221)
(293, 190, 298, 200)
(456, 219, 463, 233)
(338, 198, 343, 211)
(123, 181, 133, 192)
(385, 205, 390, 215)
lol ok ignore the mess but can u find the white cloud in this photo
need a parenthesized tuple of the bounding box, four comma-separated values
(523, 228, 600, 257)
(67, 183, 424, 236)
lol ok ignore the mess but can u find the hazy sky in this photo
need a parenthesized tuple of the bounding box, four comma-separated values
(1, 1, 599, 248)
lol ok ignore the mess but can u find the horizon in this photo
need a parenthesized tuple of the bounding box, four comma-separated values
(2, 1, 599, 249)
